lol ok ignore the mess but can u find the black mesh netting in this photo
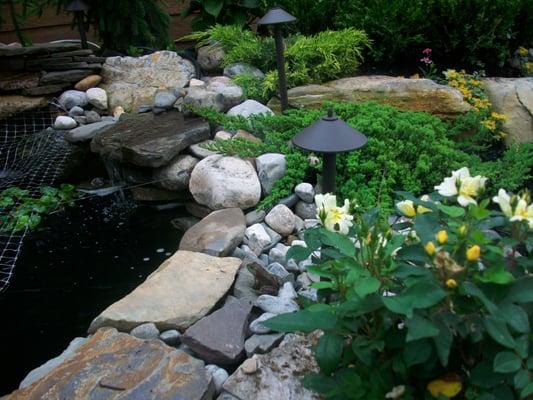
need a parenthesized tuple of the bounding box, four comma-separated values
(0, 107, 73, 292)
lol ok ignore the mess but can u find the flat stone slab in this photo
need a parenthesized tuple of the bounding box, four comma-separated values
(182, 298, 253, 365)
(88, 250, 242, 332)
(65, 118, 116, 143)
(0, 42, 80, 57)
(267, 75, 471, 118)
(91, 112, 210, 168)
(0, 95, 48, 119)
(6, 328, 215, 400)
(179, 208, 246, 257)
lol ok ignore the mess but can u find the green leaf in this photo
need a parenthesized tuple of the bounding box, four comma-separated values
(301, 373, 338, 395)
(499, 303, 530, 333)
(406, 315, 440, 342)
(494, 351, 522, 373)
(315, 332, 344, 375)
(515, 335, 529, 359)
(471, 361, 504, 388)
(514, 370, 530, 390)
(460, 282, 498, 314)
(413, 212, 440, 244)
(394, 244, 430, 263)
(484, 316, 516, 349)
(521, 383, 533, 398)
(303, 228, 322, 251)
(204, 0, 224, 17)
(337, 294, 383, 316)
(319, 229, 355, 257)
(351, 337, 384, 366)
(286, 245, 313, 262)
(478, 266, 514, 285)
(438, 204, 465, 217)
(353, 277, 381, 298)
(504, 277, 533, 304)
(403, 339, 432, 367)
(240, 0, 258, 8)
(312, 281, 337, 290)
(262, 309, 337, 333)
(383, 282, 446, 317)
(433, 318, 453, 366)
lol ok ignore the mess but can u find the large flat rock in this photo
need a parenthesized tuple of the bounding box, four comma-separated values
(484, 77, 533, 144)
(6, 328, 215, 400)
(180, 208, 246, 256)
(267, 75, 471, 119)
(0, 95, 48, 119)
(90, 112, 210, 168)
(88, 250, 242, 332)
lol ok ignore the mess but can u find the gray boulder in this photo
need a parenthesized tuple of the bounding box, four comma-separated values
(244, 333, 284, 357)
(223, 63, 265, 80)
(295, 201, 317, 220)
(54, 115, 77, 130)
(160, 329, 181, 346)
(256, 153, 286, 195)
(227, 100, 274, 118)
(59, 90, 88, 110)
(265, 204, 295, 236)
(244, 223, 272, 255)
(295, 182, 315, 203)
(198, 44, 225, 72)
(184, 76, 244, 112)
(153, 154, 199, 191)
(154, 90, 178, 109)
(130, 322, 160, 339)
(84, 110, 101, 124)
(189, 155, 261, 210)
(249, 313, 277, 334)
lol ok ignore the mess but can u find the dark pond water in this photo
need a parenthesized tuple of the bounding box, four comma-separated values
(0, 193, 185, 395)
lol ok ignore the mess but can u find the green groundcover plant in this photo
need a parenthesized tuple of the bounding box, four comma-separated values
(194, 102, 533, 211)
(0, 184, 79, 232)
(264, 168, 533, 399)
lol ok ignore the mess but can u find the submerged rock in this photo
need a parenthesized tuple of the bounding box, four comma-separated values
(182, 299, 253, 365)
(180, 208, 246, 257)
(189, 155, 261, 210)
(88, 250, 241, 332)
(223, 333, 321, 400)
(7, 328, 215, 400)
(91, 112, 210, 168)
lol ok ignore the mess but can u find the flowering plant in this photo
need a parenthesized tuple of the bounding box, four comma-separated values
(265, 168, 533, 399)
(419, 48, 439, 80)
(444, 69, 507, 140)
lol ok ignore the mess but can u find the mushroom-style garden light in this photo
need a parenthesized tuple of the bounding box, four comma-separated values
(257, 6, 296, 112)
(293, 108, 368, 194)
(65, 0, 90, 49)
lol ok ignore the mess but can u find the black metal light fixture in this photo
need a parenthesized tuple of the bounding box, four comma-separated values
(293, 108, 368, 193)
(65, 0, 90, 49)
(258, 6, 296, 112)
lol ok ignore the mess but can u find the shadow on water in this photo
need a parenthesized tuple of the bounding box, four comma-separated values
(0, 193, 186, 395)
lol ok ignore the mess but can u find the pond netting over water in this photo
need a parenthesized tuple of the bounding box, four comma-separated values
(0, 107, 71, 292)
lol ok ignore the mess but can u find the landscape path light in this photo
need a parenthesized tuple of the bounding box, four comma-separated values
(257, 6, 296, 112)
(292, 108, 368, 194)
(65, 0, 90, 49)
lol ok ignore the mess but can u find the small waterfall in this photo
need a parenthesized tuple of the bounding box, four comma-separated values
(101, 156, 126, 202)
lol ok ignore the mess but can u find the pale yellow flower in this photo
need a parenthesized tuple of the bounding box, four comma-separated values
(434, 167, 487, 207)
(396, 200, 416, 217)
(324, 199, 353, 235)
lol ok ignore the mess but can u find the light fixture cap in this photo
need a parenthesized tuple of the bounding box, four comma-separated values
(65, 0, 89, 12)
(292, 108, 368, 153)
(258, 6, 297, 25)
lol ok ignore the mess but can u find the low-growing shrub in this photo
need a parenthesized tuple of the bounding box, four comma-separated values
(265, 173, 533, 399)
(181, 25, 371, 89)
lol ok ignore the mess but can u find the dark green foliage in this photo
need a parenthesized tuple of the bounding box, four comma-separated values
(232, 73, 272, 103)
(88, 0, 171, 53)
(2, 0, 171, 53)
(226, 0, 533, 72)
(472, 144, 533, 193)
(335, 0, 533, 70)
(180, 0, 260, 31)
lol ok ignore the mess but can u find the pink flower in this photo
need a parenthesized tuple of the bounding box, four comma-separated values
(422, 48, 432, 55)
(420, 57, 432, 64)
